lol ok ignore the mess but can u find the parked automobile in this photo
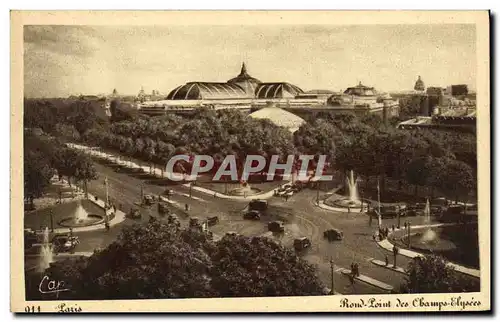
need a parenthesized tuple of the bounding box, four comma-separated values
(249, 199, 268, 212)
(158, 202, 170, 215)
(323, 229, 344, 241)
(406, 203, 426, 216)
(243, 210, 261, 220)
(52, 235, 79, 253)
(268, 221, 285, 233)
(207, 216, 219, 226)
(167, 214, 180, 227)
(127, 208, 141, 219)
(294, 237, 311, 251)
(143, 195, 155, 206)
(24, 229, 38, 249)
(189, 217, 201, 228)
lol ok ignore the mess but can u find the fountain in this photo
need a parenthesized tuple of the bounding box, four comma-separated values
(420, 199, 437, 243)
(324, 170, 367, 211)
(228, 181, 261, 196)
(347, 170, 360, 203)
(58, 201, 104, 228)
(403, 199, 456, 252)
(74, 202, 89, 223)
(38, 227, 53, 272)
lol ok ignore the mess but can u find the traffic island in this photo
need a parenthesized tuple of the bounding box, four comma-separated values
(340, 269, 394, 292)
(370, 259, 407, 274)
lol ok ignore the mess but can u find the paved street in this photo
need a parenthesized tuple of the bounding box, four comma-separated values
(65, 155, 442, 295)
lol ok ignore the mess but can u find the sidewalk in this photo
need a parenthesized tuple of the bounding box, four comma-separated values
(376, 226, 480, 278)
(370, 259, 407, 274)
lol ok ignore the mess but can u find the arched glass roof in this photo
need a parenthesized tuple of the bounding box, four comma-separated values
(166, 82, 249, 100)
(227, 63, 262, 95)
(254, 83, 304, 99)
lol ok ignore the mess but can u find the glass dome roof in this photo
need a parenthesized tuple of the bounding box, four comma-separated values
(255, 83, 304, 99)
(166, 82, 249, 100)
(227, 63, 262, 95)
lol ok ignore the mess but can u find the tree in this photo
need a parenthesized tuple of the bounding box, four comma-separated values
(42, 218, 325, 300)
(24, 150, 54, 207)
(74, 154, 98, 199)
(438, 158, 475, 202)
(401, 255, 479, 293)
(109, 100, 139, 123)
(53, 123, 81, 142)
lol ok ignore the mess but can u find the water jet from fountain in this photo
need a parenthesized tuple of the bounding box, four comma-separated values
(39, 227, 53, 272)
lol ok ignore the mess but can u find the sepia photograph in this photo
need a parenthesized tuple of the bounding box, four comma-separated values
(10, 10, 490, 312)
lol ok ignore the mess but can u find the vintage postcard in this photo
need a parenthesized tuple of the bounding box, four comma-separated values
(11, 11, 490, 313)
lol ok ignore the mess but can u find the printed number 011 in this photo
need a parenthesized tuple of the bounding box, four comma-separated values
(25, 306, 41, 313)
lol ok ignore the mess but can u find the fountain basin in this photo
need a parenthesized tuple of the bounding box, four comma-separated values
(228, 185, 262, 196)
(401, 232, 457, 252)
(324, 196, 370, 210)
(58, 214, 104, 228)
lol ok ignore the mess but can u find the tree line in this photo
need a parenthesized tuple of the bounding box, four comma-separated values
(24, 97, 477, 202)
(24, 130, 97, 206)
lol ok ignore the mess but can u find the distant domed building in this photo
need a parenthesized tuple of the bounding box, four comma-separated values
(343, 82, 377, 96)
(227, 62, 261, 96)
(414, 76, 425, 92)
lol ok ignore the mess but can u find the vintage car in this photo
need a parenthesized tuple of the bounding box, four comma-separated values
(323, 229, 344, 241)
(52, 235, 79, 253)
(243, 210, 261, 220)
(167, 214, 180, 226)
(158, 202, 170, 215)
(294, 237, 311, 251)
(207, 216, 219, 226)
(189, 217, 201, 228)
(143, 194, 156, 206)
(24, 229, 38, 249)
(268, 221, 285, 233)
(127, 208, 142, 219)
(249, 199, 268, 212)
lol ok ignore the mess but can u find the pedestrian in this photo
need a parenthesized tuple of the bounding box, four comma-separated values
(393, 245, 399, 268)
(392, 224, 395, 231)
(347, 206, 351, 213)
(369, 213, 373, 227)
(285, 194, 289, 202)
(404, 221, 408, 230)
(354, 263, 360, 277)
(69, 227, 73, 238)
(95, 196, 98, 201)
(105, 222, 110, 232)
(385, 255, 389, 266)
(185, 204, 189, 212)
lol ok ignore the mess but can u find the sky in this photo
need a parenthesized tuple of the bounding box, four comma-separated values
(24, 24, 476, 98)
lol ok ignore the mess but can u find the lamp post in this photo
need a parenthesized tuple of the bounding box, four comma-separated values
(330, 257, 335, 295)
(316, 182, 320, 205)
(407, 221, 411, 249)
